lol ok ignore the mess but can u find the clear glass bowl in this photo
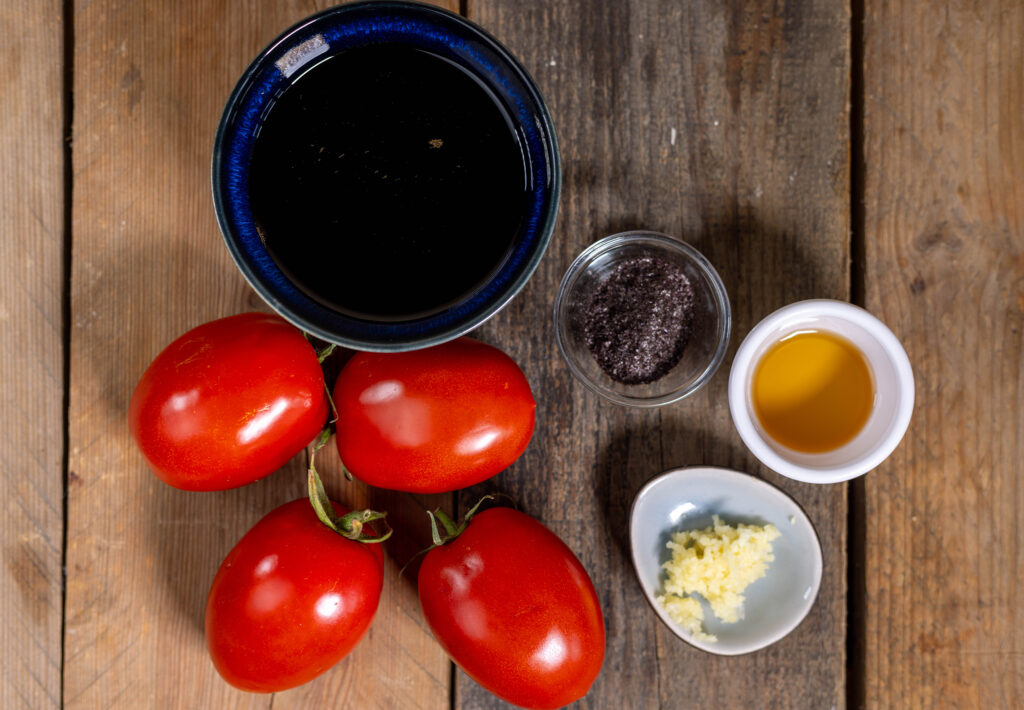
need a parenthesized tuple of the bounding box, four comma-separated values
(554, 231, 731, 407)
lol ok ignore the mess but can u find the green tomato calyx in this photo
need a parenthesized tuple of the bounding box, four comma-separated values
(426, 496, 485, 546)
(306, 433, 391, 544)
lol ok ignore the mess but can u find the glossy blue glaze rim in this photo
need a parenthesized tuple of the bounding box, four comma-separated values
(212, 0, 560, 351)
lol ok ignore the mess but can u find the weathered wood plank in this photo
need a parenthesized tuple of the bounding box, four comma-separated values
(464, 0, 850, 707)
(0, 1, 65, 708)
(862, 1, 1024, 707)
(65, 1, 454, 708)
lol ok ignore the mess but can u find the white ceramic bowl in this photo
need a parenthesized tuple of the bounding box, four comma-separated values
(728, 300, 914, 484)
(629, 466, 823, 655)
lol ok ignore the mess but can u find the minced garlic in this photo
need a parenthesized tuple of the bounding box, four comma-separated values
(656, 515, 780, 642)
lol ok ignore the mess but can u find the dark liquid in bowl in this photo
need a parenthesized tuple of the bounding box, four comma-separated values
(249, 44, 528, 320)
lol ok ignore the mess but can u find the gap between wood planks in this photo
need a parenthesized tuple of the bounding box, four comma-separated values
(59, 0, 75, 707)
(847, 0, 867, 708)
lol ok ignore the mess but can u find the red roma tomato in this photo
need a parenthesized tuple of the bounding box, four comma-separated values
(418, 507, 605, 709)
(129, 312, 328, 491)
(334, 337, 535, 493)
(205, 498, 384, 692)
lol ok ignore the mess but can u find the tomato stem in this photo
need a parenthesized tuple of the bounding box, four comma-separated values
(317, 343, 336, 363)
(433, 509, 459, 537)
(306, 459, 392, 544)
(300, 330, 337, 423)
(427, 510, 444, 546)
(424, 494, 499, 547)
(312, 427, 331, 453)
(322, 380, 339, 424)
(403, 495, 504, 577)
(463, 494, 498, 522)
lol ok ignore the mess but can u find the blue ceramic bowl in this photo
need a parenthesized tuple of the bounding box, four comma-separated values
(213, 1, 560, 351)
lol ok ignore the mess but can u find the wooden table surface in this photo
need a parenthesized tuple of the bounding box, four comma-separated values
(2, 0, 1021, 707)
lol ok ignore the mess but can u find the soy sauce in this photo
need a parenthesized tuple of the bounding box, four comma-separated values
(248, 44, 528, 320)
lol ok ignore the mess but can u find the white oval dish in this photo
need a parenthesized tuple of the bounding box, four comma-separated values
(629, 466, 823, 655)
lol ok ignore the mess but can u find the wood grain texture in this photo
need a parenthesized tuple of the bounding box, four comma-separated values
(65, 1, 454, 708)
(463, 1, 850, 707)
(862, 1, 1024, 707)
(0, 1, 65, 708)
(34, 0, 1024, 706)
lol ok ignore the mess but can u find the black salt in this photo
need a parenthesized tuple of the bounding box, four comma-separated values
(583, 256, 695, 384)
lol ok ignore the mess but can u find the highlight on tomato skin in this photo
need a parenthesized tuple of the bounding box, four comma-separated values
(417, 506, 606, 709)
(333, 337, 536, 494)
(205, 498, 385, 693)
(128, 312, 329, 491)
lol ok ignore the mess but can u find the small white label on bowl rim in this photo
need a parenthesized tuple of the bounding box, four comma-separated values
(275, 34, 329, 78)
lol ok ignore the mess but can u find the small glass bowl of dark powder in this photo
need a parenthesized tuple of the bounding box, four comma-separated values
(554, 231, 731, 406)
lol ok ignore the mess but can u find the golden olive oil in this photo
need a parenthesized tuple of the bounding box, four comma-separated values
(752, 330, 874, 453)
